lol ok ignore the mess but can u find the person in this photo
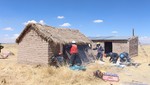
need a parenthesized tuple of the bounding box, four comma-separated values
(69, 40, 82, 66)
(48, 52, 64, 67)
(93, 42, 104, 62)
(119, 52, 130, 63)
(106, 52, 119, 64)
(56, 52, 64, 66)
(0, 43, 4, 53)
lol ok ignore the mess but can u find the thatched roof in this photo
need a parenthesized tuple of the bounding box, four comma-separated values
(16, 23, 92, 44)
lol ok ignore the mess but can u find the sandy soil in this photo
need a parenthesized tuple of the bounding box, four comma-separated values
(0, 44, 150, 85)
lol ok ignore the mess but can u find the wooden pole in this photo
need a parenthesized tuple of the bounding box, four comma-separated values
(132, 28, 135, 36)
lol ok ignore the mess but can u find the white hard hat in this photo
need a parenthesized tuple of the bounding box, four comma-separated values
(72, 40, 76, 43)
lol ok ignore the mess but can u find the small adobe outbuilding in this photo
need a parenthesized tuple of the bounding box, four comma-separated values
(89, 36, 138, 57)
(16, 23, 93, 65)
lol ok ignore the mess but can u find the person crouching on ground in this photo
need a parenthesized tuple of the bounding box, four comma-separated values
(106, 52, 119, 64)
(56, 52, 64, 66)
(69, 40, 82, 66)
(119, 52, 130, 63)
(93, 42, 104, 62)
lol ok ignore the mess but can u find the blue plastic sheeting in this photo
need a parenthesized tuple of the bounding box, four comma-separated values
(69, 65, 86, 71)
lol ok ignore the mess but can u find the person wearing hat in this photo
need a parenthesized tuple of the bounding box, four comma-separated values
(69, 40, 82, 66)
(0, 43, 4, 53)
(93, 42, 104, 62)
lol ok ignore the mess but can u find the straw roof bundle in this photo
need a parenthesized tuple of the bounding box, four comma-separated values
(16, 23, 91, 44)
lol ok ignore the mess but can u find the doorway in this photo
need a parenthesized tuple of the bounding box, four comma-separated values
(104, 42, 112, 54)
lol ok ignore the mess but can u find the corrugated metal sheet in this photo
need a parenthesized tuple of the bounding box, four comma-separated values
(89, 36, 131, 41)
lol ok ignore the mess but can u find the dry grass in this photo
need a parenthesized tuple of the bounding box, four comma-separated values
(0, 44, 150, 85)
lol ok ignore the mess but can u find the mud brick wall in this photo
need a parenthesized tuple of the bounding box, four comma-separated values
(17, 28, 49, 65)
(113, 41, 129, 54)
(129, 37, 138, 57)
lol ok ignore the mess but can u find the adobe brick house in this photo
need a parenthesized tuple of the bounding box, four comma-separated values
(16, 23, 93, 65)
(89, 36, 138, 57)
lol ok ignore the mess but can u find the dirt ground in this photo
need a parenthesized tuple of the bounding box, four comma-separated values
(0, 44, 150, 85)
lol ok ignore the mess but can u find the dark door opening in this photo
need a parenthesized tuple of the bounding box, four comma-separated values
(104, 42, 112, 54)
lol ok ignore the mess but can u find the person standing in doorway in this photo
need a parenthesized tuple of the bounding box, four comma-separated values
(69, 40, 82, 66)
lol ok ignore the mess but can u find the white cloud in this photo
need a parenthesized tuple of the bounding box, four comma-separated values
(2, 27, 14, 31)
(23, 20, 46, 25)
(39, 20, 45, 25)
(139, 36, 150, 44)
(93, 19, 103, 23)
(23, 20, 37, 25)
(111, 31, 118, 34)
(59, 23, 71, 27)
(57, 16, 64, 19)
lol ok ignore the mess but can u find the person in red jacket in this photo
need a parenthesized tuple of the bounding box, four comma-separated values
(69, 40, 82, 66)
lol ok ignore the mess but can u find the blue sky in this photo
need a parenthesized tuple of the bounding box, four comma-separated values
(0, 0, 150, 43)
